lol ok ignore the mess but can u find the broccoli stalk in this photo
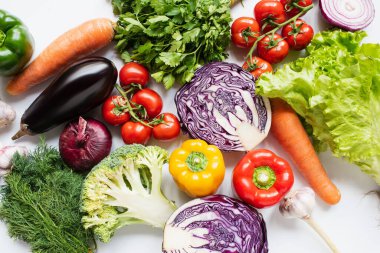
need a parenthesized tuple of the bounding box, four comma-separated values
(81, 145, 176, 243)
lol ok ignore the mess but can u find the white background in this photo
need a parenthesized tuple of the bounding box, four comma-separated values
(1, 0, 380, 252)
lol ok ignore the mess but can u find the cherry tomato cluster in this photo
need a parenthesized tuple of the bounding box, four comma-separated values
(231, 0, 314, 79)
(102, 62, 181, 145)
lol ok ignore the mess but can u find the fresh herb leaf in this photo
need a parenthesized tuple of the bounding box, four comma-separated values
(121, 51, 132, 62)
(163, 73, 175, 89)
(147, 15, 170, 24)
(183, 28, 200, 43)
(151, 71, 166, 83)
(159, 52, 185, 67)
(113, 0, 231, 88)
(0, 142, 92, 253)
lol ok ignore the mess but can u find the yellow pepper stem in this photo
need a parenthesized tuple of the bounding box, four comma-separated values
(185, 151, 208, 172)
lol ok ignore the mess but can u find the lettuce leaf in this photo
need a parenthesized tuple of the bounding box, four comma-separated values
(257, 30, 380, 184)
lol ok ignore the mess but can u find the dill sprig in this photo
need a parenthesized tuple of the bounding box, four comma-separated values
(0, 142, 92, 253)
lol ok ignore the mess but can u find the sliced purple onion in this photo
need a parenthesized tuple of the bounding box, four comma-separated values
(163, 195, 268, 253)
(320, 0, 375, 31)
(175, 62, 271, 152)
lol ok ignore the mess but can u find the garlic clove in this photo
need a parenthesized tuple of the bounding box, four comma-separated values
(0, 101, 16, 128)
(0, 145, 28, 176)
(279, 187, 316, 219)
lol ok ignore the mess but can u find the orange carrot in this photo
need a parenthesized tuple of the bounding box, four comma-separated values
(6, 18, 114, 96)
(270, 98, 341, 205)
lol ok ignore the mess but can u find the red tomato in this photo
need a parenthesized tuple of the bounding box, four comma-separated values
(119, 62, 149, 88)
(152, 113, 181, 141)
(131, 88, 163, 119)
(257, 34, 289, 64)
(280, 0, 312, 18)
(242, 56, 273, 79)
(102, 96, 130, 126)
(121, 121, 152, 145)
(282, 19, 314, 50)
(231, 17, 260, 48)
(254, 0, 287, 33)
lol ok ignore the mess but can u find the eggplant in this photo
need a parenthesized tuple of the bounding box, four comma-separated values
(12, 57, 117, 140)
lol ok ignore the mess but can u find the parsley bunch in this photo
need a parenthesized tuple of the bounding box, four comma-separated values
(112, 0, 232, 89)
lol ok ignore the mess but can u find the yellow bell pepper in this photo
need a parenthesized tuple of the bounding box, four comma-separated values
(169, 139, 225, 197)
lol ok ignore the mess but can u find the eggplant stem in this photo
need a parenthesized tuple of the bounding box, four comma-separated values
(11, 124, 30, 140)
(304, 217, 340, 253)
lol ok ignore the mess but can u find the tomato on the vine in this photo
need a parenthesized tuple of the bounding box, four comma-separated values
(102, 96, 130, 126)
(121, 121, 152, 145)
(282, 19, 314, 50)
(254, 0, 287, 33)
(257, 34, 289, 64)
(280, 0, 312, 18)
(231, 17, 260, 48)
(152, 113, 181, 141)
(242, 56, 273, 79)
(119, 62, 149, 88)
(131, 88, 163, 119)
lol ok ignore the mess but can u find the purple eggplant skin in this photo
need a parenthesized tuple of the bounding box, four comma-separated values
(12, 57, 117, 140)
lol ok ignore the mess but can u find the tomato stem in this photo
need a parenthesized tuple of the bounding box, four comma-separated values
(148, 114, 166, 126)
(123, 83, 143, 96)
(245, 3, 313, 61)
(115, 84, 152, 128)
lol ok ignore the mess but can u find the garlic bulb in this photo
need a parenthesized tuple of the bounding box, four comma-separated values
(279, 187, 340, 253)
(0, 100, 16, 128)
(279, 187, 315, 219)
(0, 145, 28, 176)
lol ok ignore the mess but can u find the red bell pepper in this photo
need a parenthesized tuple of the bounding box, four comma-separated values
(232, 149, 294, 208)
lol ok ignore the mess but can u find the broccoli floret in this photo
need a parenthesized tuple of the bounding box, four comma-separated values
(81, 145, 176, 243)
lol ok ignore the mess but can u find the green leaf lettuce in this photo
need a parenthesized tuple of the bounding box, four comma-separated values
(257, 30, 380, 184)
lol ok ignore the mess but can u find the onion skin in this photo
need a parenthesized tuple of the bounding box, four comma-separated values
(319, 0, 375, 31)
(59, 117, 112, 171)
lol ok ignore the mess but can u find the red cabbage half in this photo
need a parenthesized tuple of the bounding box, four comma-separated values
(175, 62, 271, 151)
(162, 195, 268, 253)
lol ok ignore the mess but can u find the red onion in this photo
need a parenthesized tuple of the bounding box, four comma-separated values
(320, 0, 375, 31)
(59, 117, 112, 171)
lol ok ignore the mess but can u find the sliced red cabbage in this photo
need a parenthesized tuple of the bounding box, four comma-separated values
(320, 0, 375, 31)
(162, 195, 268, 253)
(175, 62, 271, 151)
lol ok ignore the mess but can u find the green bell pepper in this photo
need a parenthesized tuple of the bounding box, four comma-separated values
(0, 10, 33, 76)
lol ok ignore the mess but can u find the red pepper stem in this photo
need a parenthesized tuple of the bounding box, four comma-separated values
(245, 4, 313, 61)
(253, 166, 276, 190)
